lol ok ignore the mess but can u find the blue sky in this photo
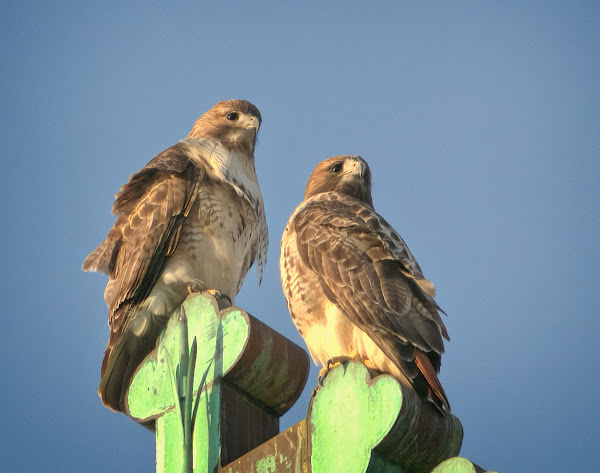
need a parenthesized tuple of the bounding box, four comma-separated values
(1, 2, 599, 472)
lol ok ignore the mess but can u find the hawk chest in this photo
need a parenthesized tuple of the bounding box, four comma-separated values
(281, 233, 351, 357)
(163, 181, 258, 297)
(281, 229, 401, 379)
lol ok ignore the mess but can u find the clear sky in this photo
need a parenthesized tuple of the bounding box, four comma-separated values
(1, 2, 598, 472)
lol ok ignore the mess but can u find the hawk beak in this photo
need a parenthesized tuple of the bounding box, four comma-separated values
(347, 156, 367, 178)
(241, 115, 260, 132)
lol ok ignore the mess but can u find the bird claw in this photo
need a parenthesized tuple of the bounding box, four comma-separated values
(317, 369, 327, 388)
(201, 289, 232, 309)
(186, 280, 206, 295)
(326, 355, 354, 370)
(316, 356, 355, 388)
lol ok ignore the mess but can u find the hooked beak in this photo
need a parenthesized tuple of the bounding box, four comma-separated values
(346, 156, 367, 178)
(240, 114, 260, 132)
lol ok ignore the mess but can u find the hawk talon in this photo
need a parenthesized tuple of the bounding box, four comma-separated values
(203, 288, 222, 299)
(317, 356, 355, 387)
(326, 355, 354, 371)
(317, 369, 327, 388)
(186, 280, 207, 295)
(201, 289, 232, 309)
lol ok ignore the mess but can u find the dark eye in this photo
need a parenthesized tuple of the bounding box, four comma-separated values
(226, 112, 239, 121)
(331, 162, 343, 173)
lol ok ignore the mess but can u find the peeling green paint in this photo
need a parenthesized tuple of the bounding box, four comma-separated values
(309, 362, 402, 473)
(118, 294, 490, 473)
(256, 455, 277, 473)
(125, 294, 251, 473)
(308, 362, 465, 473)
(430, 457, 499, 473)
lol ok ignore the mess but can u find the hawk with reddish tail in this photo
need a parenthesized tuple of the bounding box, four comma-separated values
(280, 155, 450, 412)
(83, 99, 268, 412)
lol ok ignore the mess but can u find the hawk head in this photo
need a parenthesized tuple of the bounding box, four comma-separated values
(304, 155, 373, 207)
(187, 99, 262, 154)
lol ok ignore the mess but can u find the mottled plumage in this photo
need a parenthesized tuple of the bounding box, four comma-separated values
(83, 99, 267, 411)
(280, 155, 450, 412)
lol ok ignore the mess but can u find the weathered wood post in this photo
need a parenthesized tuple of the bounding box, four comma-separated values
(119, 292, 498, 473)
(308, 361, 462, 473)
(223, 362, 498, 473)
(123, 293, 309, 472)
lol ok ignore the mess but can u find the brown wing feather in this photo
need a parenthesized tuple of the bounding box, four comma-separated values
(414, 349, 450, 411)
(83, 143, 204, 355)
(293, 193, 450, 410)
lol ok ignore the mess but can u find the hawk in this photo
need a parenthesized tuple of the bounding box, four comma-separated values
(83, 99, 268, 412)
(280, 155, 450, 412)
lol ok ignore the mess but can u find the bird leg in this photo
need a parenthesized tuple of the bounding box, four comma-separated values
(317, 356, 356, 387)
(201, 289, 232, 310)
(327, 355, 356, 371)
(186, 280, 207, 295)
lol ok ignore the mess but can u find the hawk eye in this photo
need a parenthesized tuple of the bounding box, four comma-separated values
(331, 162, 343, 173)
(226, 112, 239, 121)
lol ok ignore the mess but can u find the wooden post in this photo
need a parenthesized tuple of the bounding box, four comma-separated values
(221, 360, 499, 473)
(308, 361, 463, 473)
(119, 292, 499, 473)
(431, 457, 499, 473)
(123, 293, 309, 472)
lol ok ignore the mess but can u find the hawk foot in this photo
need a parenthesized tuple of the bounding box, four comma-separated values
(187, 280, 207, 295)
(201, 289, 232, 310)
(326, 355, 355, 371)
(317, 356, 355, 387)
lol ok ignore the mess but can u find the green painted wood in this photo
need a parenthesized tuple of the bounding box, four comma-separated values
(308, 361, 464, 473)
(430, 458, 476, 473)
(309, 362, 402, 473)
(119, 292, 310, 473)
(115, 293, 496, 473)
(430, 457, 498, 473)
(125, 294, 251, 473)
(219, 363, 497, 473)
